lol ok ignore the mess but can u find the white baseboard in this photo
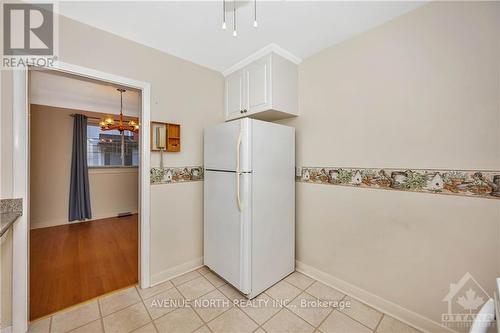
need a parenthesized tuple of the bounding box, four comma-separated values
(0, 326, 12, 333)
(295, 260, 455, 333)
(150, 257, 204, 286)
(30, 211, 139, 230)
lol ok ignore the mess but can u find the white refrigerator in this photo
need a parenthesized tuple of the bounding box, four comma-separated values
(204, 118, 295, 298)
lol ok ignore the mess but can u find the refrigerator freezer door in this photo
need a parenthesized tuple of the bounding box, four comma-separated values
(204, 170, 251, 294)
(204, 119, 252, 172)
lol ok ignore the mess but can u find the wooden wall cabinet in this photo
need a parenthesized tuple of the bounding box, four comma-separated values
(166, 123, 180, 152)
(150, 122, 181, 152)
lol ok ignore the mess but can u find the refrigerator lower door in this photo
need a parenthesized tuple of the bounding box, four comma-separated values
(204, 170, 251, 294)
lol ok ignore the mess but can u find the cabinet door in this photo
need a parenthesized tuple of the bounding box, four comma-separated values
(245, 55, 271, 114)
(225, 70, 245, 120)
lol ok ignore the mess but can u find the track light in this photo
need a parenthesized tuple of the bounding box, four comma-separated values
(233, 0, 237, 37)
(253, 0, 258, 28)
(222, 0, 226, 30)
(220, 0, 259, 36)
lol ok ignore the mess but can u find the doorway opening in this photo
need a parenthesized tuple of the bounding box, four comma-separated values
(26, 67, 146, 321)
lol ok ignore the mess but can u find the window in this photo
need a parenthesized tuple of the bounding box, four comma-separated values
(87, 123, 139, 167)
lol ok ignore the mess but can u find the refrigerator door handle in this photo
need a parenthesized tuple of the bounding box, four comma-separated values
(236, 131, 243, 212)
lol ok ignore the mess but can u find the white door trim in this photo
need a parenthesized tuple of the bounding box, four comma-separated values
(12, 61, 151, 333)
(12, 69, 29, 333)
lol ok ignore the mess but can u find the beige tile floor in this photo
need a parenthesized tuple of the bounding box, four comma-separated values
(29, 267, 422, 333)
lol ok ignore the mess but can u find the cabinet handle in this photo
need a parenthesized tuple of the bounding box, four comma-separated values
(243, 109, 248, 113)
(240, 110, 243, 114)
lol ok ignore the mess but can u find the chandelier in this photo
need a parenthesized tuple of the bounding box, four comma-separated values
(99, 88, 139, 133)
(222, 0, 258, 37)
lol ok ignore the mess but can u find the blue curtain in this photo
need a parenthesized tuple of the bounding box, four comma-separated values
(69, 114, 92, 221)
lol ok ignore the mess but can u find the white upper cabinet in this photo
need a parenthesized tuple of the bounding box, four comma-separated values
(224, 50, 298, 122)
(225, 70, 245, 120)
(245, 55, 271, 114)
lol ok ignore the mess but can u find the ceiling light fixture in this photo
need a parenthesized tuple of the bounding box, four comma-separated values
(221, 0, 258, 37)
(232, 0, 237, 37)
(253, 0, 258, 28)
(99, 88, 139, 133)
(222, 0, 226, 29)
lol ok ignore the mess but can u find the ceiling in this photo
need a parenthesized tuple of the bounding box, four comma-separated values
(59, 1, 424, 73)
(30, 70, 141, 116)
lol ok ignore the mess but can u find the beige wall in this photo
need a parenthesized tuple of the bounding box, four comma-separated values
(150, 182, 204, 284)
(29, 104, 139, 229)
(278, 1, 500, 330)
(0, 15, 224, 328)
(89, 168, 138, 221)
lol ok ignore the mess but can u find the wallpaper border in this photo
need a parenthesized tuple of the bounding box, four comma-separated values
(296, 167, 500, 200)
(150, 165, 500, 199)
(150, 166, 204, 184)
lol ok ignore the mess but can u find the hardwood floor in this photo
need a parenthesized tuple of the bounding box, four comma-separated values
(30, 214, 138, 320)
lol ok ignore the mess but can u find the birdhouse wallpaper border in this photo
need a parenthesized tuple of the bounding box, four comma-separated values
(296, 167, 500, 199)
(150, 165, 500, 199)
(151, 166, 204, 184)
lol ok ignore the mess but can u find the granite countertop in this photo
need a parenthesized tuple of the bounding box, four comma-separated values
(0, 198, 22, 236)
(0, 212, 22, 235)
